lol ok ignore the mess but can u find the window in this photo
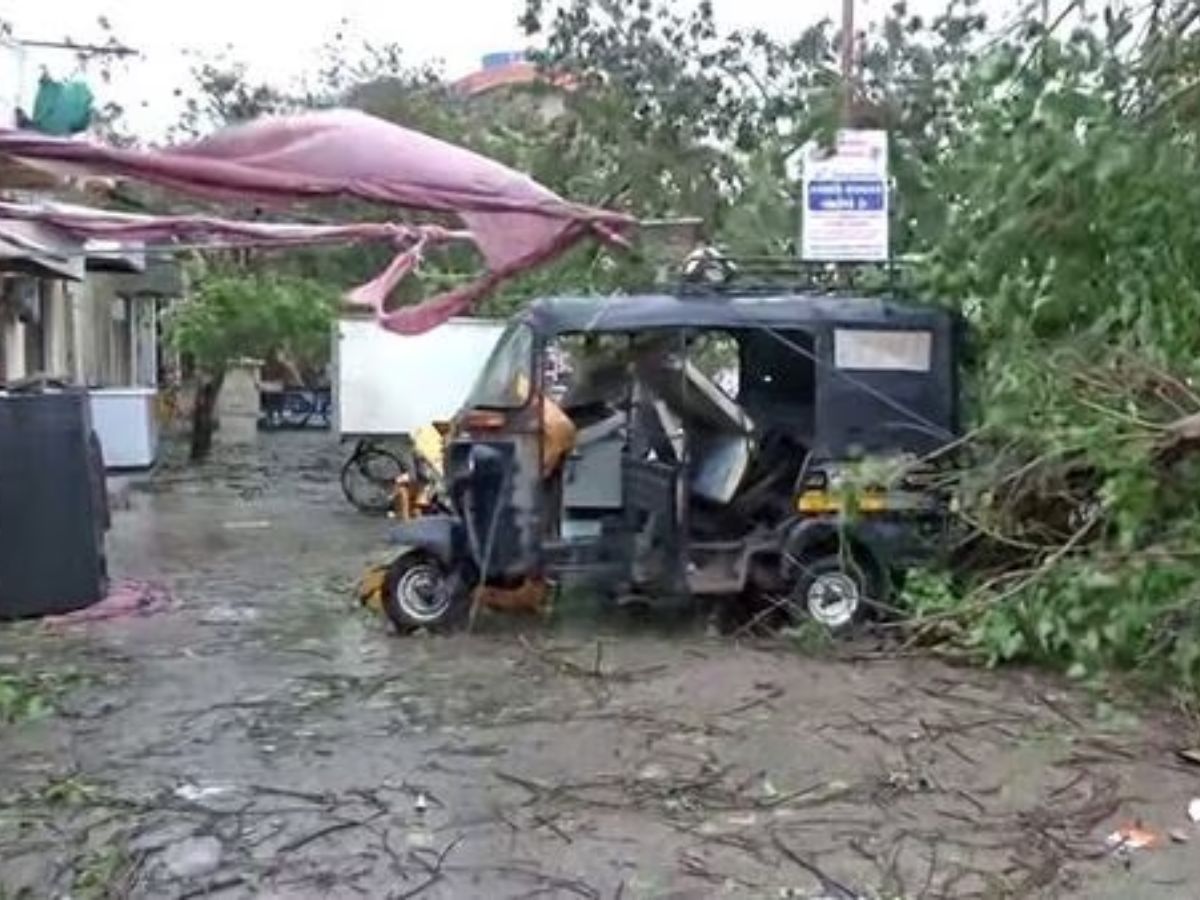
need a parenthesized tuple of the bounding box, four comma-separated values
(550, 333, 629, 404)
(740, 329, 816, 403)
(834, 329, 932, 372)
(464, 323, 534, 409)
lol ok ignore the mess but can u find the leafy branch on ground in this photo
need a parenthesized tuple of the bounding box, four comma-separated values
(0, 668, 84, 726)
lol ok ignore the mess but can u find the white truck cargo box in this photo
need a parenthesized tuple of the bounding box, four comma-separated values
(334, 316, 505, 437)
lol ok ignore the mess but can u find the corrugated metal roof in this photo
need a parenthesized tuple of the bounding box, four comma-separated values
(453, 62, 576, 97)
(0, 217, 84, 279)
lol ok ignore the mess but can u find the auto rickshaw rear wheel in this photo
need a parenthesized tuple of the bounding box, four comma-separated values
(382, 553, 470, 633)
(789, 552, 881, 633)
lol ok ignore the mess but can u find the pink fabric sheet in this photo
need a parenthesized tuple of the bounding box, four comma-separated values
(41, 580, 171, 626)
(0, 110, 633, 333)
(0, 200, 468, 251)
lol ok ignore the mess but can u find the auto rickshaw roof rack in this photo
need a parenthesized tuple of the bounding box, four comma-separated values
(676, 247, 920, 297)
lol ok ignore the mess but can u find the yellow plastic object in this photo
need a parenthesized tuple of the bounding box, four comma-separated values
(475, 578, 550, 615)
(358, 565, 387, 612)
(392, 474, 412, 520)
(513, 372, 532, 406)
(797, 490, 839, 513)
(412, 423, 444, 476)
(796, 490, 889, 514)
(541, 395, 577, 475)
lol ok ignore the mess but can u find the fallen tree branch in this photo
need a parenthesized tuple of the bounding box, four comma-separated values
(277, 811, 384, 854)
(393, 835, 463, 899)
(771, 830, 862, 899)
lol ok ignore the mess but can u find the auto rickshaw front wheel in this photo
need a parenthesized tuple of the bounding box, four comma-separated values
(382, 552, 470, 634)
(789, 553, 881, 633)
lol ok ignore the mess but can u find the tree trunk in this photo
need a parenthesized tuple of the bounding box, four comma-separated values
(190, 370, 226, 462)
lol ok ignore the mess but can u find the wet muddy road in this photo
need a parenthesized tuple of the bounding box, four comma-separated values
(2, 433, 1199, 899)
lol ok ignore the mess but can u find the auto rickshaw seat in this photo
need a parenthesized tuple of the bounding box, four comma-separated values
(636, 354, 755, 437)
(563, 410, 627, 511)
(635, 356, 755, 506)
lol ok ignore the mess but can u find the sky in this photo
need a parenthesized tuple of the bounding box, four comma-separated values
(3, 0, 1021, 139)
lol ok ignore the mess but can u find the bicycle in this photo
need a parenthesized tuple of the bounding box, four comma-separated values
(340, 439, 409, 514)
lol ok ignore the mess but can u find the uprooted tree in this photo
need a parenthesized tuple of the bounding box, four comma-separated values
(530, 0, 1200, 690)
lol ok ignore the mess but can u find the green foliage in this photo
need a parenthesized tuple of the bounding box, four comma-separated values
(0, 668, 83, 726)
(72, 843, 134, 900)
(889, 5, 1200, 691)
(0, 676, 50, 726)
(167, 269, 336, 376)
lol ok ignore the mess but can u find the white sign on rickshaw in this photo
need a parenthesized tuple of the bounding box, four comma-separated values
(801, 129, 889, 263)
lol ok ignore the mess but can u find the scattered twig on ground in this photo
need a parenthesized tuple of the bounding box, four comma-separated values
(530, 810, 574, 844)
(470, 864, 601, 898)
(177, 875, 247, 900)
(519, 635, 607, 681)
(246, 784, 331, 805)
(516, 635, 664, 684)
(772, 830, 862, 899)
(715, 684, 785, 717)
(754, 780, 827, 810)
(392, 835, 463, 899)
(176, 700, 278, 729)
(1035, 692, 1084, 729)
(494, 769, 557, 800)
(919, 838, 940, 899)
(278, 811, 384, 854)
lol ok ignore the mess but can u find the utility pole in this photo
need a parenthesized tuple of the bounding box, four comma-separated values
(841, 0, 855, 125)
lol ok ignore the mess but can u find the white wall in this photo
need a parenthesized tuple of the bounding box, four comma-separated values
(2, 315, 25, 381)
(0, 39, 26, 131)
(41, 280, 71, 377)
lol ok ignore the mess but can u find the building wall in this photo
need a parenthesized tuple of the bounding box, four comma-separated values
(133, 298, 158, 387)
(70, 274, 119, 386)
(67, 273, 165, 388)
(42, 280, 71, 377)
(1, 312, 24, 381)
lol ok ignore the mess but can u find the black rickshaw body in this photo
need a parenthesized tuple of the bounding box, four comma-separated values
(388, 290, 963, 624)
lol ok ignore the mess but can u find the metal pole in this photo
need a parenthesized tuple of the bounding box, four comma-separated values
(15, 38, 137, 57)
(841, 0, 855, 125)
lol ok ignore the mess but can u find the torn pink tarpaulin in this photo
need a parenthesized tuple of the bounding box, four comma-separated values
(0, 109, 634, 333)
(41, 580, 171, 626)
(0, 200, 469, 257)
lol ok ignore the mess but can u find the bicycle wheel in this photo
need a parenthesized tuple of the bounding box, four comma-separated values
(341, 443, 407, 514)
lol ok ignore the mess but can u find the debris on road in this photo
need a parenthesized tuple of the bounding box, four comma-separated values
(1176, 748, 1200, 767)
(42, 580, 170, 625)
(1106, 823, 1162, 852)
(162, 835, 223, 879)
(2, 433, 1197, 898)
(174, 782, 233, 802)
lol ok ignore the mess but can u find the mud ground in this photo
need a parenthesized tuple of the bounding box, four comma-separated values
(2, 432, 1200, 899)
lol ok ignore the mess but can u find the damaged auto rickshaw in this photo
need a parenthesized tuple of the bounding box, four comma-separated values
(363, 262, 962, 633)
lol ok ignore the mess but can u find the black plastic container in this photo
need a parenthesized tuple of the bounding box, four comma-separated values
(0, 388, 109, 618)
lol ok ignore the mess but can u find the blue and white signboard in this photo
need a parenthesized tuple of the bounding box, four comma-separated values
(801, 129, 889, 262)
